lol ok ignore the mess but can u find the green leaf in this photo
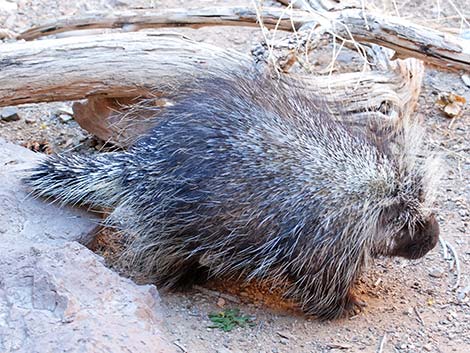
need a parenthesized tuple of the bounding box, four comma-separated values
(207, 308, 255, 332)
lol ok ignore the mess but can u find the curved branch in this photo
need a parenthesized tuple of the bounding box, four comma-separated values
(0, 31, 421, 145)
(18, 6, 470, 71)
(18, 7, 311, 40)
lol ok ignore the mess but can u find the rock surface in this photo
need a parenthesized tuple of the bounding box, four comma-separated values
(0, 138, 98, 244)
(1, 107, 20, 122)
(0, 242, 175, 353)
(0, 139, 175, 353)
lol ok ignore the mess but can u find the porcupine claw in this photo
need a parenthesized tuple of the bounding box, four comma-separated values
(344, 292, 367, 317)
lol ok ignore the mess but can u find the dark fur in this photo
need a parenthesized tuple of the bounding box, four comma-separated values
(25, 73, 440, 319)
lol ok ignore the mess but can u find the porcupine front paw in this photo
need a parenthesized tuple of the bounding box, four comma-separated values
(343, 291, 367, 317)
(304, 291, 367, 320)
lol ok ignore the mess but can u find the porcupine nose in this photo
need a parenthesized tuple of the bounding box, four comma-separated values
(406, 214, 440, 260)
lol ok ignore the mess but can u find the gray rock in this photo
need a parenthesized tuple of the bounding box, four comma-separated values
(0, 241, 176, 353)
(1, 107, 20, 122)
(462, 74, 470, 88)
(428, 267, 445, 278)
(0, 139, 175, 352)
(0, 139, 99, 244)
(58, 113, 73, 123)
(54, 104, 74, 116)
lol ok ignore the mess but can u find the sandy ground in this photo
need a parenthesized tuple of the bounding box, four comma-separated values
(0, 1, 469, 352)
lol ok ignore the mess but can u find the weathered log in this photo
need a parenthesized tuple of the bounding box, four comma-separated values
(0, 32, 251, 107)
(17, 7, 470, 71)
(72, 96, 168, 147)
(72, 58, 422, 147)
(276, 0, 351, 11)
(334, 9, 470, 71)
(0, 31, 419, 112)
(0, 31, 421, 146)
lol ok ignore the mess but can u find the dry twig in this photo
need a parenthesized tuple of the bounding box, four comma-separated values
(439, 238, 462, 290)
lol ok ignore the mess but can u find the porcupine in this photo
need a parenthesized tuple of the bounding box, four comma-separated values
(24, 72, 441, 319)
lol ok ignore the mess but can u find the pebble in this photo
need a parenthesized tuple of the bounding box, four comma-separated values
(403, 307, 413, 315)
(55, 105, 74, 116)
(1, 107, 20, 122)
(429, 268, 445, 278)
(216, 297, 225, 308)
(462, 74, 470, 88)
(58, 114, 73, 123)
(423, 343, 433, 351)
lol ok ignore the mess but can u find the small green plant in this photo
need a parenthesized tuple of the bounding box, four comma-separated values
(208, 308, 255, 332)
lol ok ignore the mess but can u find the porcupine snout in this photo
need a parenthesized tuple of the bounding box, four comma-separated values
(390, 214, 440, 260)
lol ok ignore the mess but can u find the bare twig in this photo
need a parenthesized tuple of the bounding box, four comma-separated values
(439, 238, 462, 290)
(445, 241, 462, 290)
(377, 334, 387, 353)
(193, 285, 241, 304)
(439, 237, 449, 259)
(413, 307, 425, 326)
(173, 341, 188, 353)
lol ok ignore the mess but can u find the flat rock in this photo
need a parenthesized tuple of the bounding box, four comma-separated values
(58, 113, 73, 123)
(1, 106, 20, 122)
(0, 138, 99, 244)
(0, 241, 175, 353)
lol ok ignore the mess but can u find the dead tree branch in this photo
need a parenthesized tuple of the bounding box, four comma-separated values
(0, 32, 421, 145)
(0, 32, 419, 113)
(17, 6, 470, 71)
(18, 7, 311, 40)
